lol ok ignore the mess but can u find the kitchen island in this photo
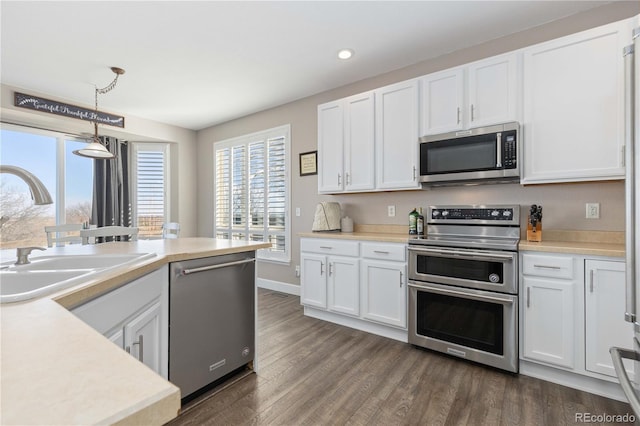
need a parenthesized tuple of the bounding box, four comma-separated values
(0, 238, 270, 426)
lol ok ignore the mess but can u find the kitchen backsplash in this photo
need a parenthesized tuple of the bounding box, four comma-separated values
(323, 180, 624, 232)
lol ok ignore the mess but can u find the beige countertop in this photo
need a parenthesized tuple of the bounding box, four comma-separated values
(0, 238, 271, 426)
(300, 225, 625, 258)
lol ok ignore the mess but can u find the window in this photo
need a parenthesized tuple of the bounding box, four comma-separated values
(131, 143, 170, 239)
(0, 125, 93, 249)
(214, 125, 290, 263)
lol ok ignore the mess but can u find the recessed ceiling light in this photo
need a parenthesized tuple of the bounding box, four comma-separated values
(338, 48, 354, 60)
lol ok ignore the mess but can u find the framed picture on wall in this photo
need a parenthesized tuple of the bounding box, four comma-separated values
(299, 151, 317, 176)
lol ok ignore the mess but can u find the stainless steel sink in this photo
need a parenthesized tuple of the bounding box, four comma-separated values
(0, 252, 156, 303)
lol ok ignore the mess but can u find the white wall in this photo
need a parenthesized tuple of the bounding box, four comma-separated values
(197, 2, 637, 286)
(0, 83, 198, 236)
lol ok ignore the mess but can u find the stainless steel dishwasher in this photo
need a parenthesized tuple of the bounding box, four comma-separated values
(169, 252, 255, 399)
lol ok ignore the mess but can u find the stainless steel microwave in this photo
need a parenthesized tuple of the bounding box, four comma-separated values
(419, 122, 520, 186)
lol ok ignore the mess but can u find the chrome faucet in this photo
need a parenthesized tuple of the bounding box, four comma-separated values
(15, 246, 46, 265)
(0, 165, 53, 205)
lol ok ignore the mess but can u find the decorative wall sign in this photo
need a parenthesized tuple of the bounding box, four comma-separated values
(299, 150, 318, 176)
(14, 92, 125, 128)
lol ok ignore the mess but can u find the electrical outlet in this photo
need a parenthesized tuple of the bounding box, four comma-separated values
(295, 207, 301, 217)
(295, 265, 300, 277)
(586, 203, 600, 219)
(388, 205, 396, 217)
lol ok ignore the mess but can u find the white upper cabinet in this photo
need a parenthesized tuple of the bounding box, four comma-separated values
(467, 54, 519, 128)
(420, 52, 519, 135)
(522, 19, 630, 184)
(375, 79, 420, 190)
(420, 68, 464, 134)
(317, 100, 345, 193)
(344, 92, 376, 192)
(318, 92, 375, 194)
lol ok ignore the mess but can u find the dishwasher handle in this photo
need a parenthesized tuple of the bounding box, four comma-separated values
(181, 258, 255, 276)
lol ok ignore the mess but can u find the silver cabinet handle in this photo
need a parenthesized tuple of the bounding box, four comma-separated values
(533, 264, 561, 270)
(456, 107, 461, 124)
(346, 172, 350, 186)
(373, 250, 390, 254)
(496, 131, 502, 168)
(182, 258, 255, 275)
(133, 335, 144, 362)
(412, 166, 416, 181)
(470, 104, 475, 122)
(589, 269, 594, 293)
(610, 347, 640, 416)
(319, 246, 333, 249)
(527, 287, 531, 308)
(329, 262, 333, 276)
(320, 261, 324, 275)
(338, 173, 342, 185)
(400, 271, 403, 288)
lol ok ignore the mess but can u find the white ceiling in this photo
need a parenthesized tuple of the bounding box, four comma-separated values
(1, 1, 615, 131)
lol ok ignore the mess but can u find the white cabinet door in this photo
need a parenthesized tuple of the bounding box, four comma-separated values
(467, 53, 519, 128)
(71, 266, 169, 379)
(344, 92, 375, 192)
(420, 68, 464, 135)
(523, 276, 575, 369)
(301, 253, 327, 309)
(317, 101, 344, 193)
(522, 20, 627, 184)
(327, 256, 360, 316)
(124, 300, 162, 374)
(361, 260, 407, 328)
(375, 79, 420, 190)
(585, 260, 634, 379)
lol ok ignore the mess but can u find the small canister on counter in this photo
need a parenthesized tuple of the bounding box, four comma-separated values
(341, 216, 354, 233)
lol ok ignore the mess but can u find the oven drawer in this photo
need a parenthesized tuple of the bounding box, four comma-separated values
(361, 242, 406, 262)
(522, 253, 574, 279)
(300, 238, 359, 257)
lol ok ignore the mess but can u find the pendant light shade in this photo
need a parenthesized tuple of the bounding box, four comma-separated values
(73, 66, 124, 160)
(72, 138, 114, 159)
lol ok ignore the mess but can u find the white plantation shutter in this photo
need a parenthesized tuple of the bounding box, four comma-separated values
(213, 125, 290, 262)
(132, 143, 169, 239)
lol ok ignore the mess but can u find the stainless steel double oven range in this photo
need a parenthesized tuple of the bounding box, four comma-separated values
(408, 205, 520, 373)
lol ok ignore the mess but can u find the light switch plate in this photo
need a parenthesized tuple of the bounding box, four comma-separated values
(388, 205, 396, 217)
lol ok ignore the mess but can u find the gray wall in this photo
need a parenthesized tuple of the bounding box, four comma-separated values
(197, 2, 638, 286)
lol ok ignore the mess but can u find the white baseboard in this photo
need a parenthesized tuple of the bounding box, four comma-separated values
(304, 306, 408, 343)
(520, 360, 627, 403)
(257, 278, 300, 296)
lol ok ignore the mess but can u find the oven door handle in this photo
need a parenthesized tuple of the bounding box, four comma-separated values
(408, 282, 515, 304)
(409, 246, 515, 262)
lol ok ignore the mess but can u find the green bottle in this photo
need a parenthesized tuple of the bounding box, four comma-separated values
(409, 208, 419, 235)
(417, 207, 424, 237)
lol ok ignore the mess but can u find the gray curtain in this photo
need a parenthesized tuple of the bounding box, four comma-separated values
(91, 136, 131, 241)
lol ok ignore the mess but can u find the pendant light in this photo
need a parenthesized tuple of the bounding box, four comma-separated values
(73, 66, 125, 159)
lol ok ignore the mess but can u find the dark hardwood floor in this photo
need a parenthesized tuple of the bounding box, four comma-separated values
(169, 289, 634, 425)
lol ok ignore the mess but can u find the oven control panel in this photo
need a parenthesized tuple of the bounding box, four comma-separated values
(428, 205, 520, 225)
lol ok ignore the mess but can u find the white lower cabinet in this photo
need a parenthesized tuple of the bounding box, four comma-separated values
(522, 275, 576, 369)
(301, 238, 407, 337)
(585, 259, 634, 379)
(71, 266, 169, 379)
(361, 259, 406, 328)
(521, 252, 633, 384)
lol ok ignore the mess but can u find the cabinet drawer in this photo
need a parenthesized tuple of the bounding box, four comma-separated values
(361, 242, 406, 262)
(300, 238, 359, 257)
(522, 253, 574, 279)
